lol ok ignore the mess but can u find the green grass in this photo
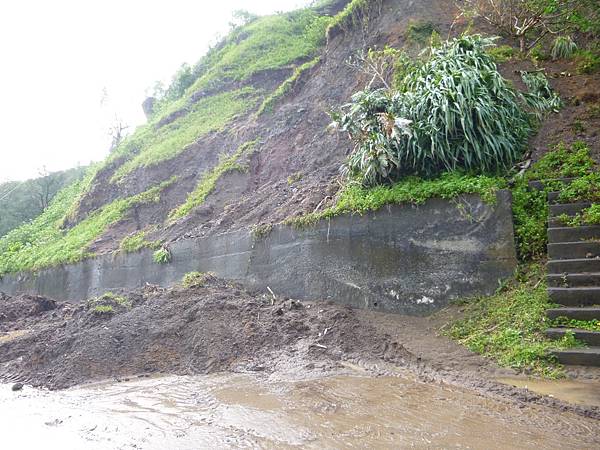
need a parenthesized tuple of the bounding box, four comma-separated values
(257, 56, 321, 115)
(487, 44, 516, 63)
(285, 172, 506, 228)
(405, 20, 436, 45)
(111, 89, 259, 182)
(0, 177, 176, 275)
(119, 229, 161, 253)
(153, 248, 171, 264)
(181, 271, 213, 288)
(92, 305, 114, 315)
(447, 265, 582, 378)
(511, 141, 597, 260)
(169, 140, 257, 220)
(551, 317, 600, 332)
(326, 0, 382, 39)
(575, 49, 600, 74)
(88, 291, 132, 315)
(157, 10, 330, 119)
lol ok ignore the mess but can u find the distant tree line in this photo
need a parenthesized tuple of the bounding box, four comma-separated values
(0, 166, 87, 238)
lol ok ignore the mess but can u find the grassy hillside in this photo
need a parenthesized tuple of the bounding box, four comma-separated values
(0, 3, 340, 275)
(0, 166, 87, 238)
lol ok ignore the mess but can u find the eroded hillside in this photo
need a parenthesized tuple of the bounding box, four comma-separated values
(0, 0, 599, 275)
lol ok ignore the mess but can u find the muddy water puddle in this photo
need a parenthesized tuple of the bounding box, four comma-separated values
(498, 376, 600, 407)
(1, 373, 599, 449)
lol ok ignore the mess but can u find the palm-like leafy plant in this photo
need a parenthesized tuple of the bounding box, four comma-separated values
(333, 35, 560, 186)
(551, 35, 577, 60)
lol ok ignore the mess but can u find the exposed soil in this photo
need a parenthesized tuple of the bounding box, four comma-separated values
(1, 279, 599, 422)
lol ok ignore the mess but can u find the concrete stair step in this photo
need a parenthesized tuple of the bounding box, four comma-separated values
(529, 178, 576, 191)
(548, 191, 561, 203)
(548, 217, 566, 227)
(547, 307, 600, 321)
(549, 202, 591, 218)
(548, 241, 600, 260)
(547, 272, 600, 287)
(551, 347, 600, 366)
(546, 328, 600, 346)
(548, 287, 600, 306)
(548, 226, 600, 243)
(547, 258, 600, 274)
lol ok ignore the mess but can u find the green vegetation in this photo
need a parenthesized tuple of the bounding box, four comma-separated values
(181, 271, 213, 288)
(257, 56, 321, 115)
(560, 204, 600, 226)
(0, 166, 87, 238)
(119, 229, 161, 253)
(332, 35, 559, 187)
(558, 171, 600, 203)
(326, 0, 382, 39)
(0, 177, 176, 275)
(92, 305, 114, 315)
(404, 20, 436, 45)
(447, 265, 581, 378)
(448, 143, 596, 375)
(111, 89, 259, 182)
(153, 247, 172, 264)
(552, 317, 600, 332)
(576, 49, 600, 74)
(287, 172, 303, 185)
(169, 141, 257, 220)
(88, 291, 132, 316)
(486, 44, 516, 63)
(286, 172, 505, 228)
(551, 35, 577, 60)
(512, 142, 596, 260)
(252, 223, 274, 239)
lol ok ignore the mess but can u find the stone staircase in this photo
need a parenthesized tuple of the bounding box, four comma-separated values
(542, 183, 600, 367)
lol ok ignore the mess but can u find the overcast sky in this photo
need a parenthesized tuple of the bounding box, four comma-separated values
(0, 0, 309, 182)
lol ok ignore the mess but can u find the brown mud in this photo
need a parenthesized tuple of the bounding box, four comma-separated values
(1, 279, 599, 425)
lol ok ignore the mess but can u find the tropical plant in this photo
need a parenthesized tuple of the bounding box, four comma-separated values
(551, 35, 578, 59)
(332, 35, 560, 186)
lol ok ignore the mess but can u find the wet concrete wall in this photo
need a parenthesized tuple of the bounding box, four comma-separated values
(0, 192, 517, 315)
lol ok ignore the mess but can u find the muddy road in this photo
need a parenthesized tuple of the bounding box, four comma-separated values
(1, 278, 600, 448)
(2, 373, 600, 449)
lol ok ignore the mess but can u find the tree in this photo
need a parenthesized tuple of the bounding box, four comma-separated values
(33, 166, 59, 211)
(108, 116, 129, 153)
(458, 0, 588, 51)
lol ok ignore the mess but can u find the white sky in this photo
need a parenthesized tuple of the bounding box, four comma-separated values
(0, 0, 310, 182)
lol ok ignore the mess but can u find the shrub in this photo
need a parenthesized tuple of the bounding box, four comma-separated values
(487, 44, 516, 63)
(576, 49, 600, 74)
(551, 35, 577, 60)
(332, 35, 559, 186)
(153, 247, 172, 264)
(405, 20, 436, 45)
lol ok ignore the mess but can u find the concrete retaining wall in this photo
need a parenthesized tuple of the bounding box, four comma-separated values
(0, 191, 517, 315)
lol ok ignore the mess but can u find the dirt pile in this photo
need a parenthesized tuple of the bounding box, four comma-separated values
(0, 278, 411, 390)
(1, 278, 600, 421)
